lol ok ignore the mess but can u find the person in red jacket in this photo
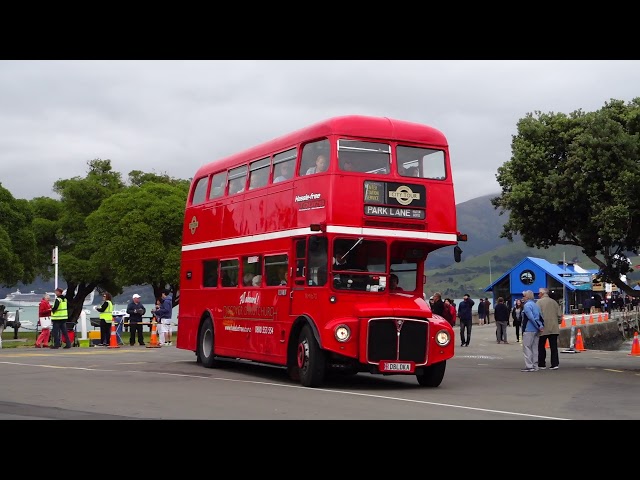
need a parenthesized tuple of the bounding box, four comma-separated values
(444, 298, 457, 327)
(35, 293, 52, 348)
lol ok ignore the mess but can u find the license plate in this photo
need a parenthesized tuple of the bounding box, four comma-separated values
(379, 361, 415, 373)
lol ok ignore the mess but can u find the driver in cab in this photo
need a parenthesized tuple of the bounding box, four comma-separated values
(333, 245, 356, 270)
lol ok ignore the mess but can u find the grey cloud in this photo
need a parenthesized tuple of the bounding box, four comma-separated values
(1, 60, 639, 203)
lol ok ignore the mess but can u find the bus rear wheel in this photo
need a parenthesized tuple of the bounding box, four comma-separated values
(197, 317, 218, 368)
(416, 360, 446, 387)
(296, 324, 326, 387)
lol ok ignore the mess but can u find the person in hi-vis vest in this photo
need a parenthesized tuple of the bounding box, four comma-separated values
(94, 292, 114, 346)
(50, 288, 72, 349)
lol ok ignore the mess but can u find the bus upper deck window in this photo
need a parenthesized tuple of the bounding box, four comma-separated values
(249, 157, 270, 190)
(209, 172, 227, 199)
(191, 176, 208, 205)
(300, 139, 330, 176)
(228, 165, 248, 195)
(397, 146, 446, 179)
(338, 139, 390, 175)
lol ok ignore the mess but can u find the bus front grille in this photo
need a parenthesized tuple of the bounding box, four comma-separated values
(366, 317, 428, 364)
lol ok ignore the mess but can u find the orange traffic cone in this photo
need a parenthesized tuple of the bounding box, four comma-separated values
(146, 318, 161, 348)
(545, 338, 550, 348)
(560, 316, 566, 328)
(571, 315, 577, 326)
(589, 314, 594, 324)
(108, 322, 120, 349)
(575, 328, 586, 351)
(628, 332, 640, 356)
(597, 313, 603, 323)
(580, 314, 586, 325)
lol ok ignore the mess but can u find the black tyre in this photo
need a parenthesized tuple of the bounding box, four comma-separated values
(197, 317, 218, 368)
(296, 324, 326, 387)
(416, 360, 446, 387)
(287, 364, 300, 382)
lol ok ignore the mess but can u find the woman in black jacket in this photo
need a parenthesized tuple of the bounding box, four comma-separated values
(511, 298, 524, 343)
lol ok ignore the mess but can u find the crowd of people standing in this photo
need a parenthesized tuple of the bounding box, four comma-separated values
(428, 290, 564, 373)
(88, 289, 174, 347)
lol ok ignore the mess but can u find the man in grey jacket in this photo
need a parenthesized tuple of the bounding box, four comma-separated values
(536, 287, 563, 370)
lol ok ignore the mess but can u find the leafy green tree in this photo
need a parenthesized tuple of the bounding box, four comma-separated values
(30, 159, 126, 321)
(85, 176, 189, 305)
(492, 98, 640, 295)
(0, 185, 37, 286)
(30, 159, 189, 320)
(30, 196, 66, 281)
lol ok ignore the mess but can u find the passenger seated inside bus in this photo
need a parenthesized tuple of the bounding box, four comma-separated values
(251, 275, 262, 287)
(221, 272, 236, 287)
(340, 158, 355, 172)
(243, 273, 254, 286)
(277, 266, 287, 285)
(306, 154, 328, 175)
(273, 163, 292, 183)
(249, 170, 268, 190)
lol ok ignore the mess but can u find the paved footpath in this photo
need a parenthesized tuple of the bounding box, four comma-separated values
(455, 320, 639, 371)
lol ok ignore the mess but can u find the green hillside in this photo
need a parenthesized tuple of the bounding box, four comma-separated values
(425, 242, 601, 299)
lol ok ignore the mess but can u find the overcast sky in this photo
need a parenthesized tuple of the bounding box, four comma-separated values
(1, 60, 639, 205)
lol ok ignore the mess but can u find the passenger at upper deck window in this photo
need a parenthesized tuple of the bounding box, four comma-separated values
(306, 154, 328, 175)
(340, 158, 355, 172)
(274, 163, 292, 182)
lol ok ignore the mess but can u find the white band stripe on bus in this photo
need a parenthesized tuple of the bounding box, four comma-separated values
(182, 226, 457, 252)
(326, 226, 456, 242)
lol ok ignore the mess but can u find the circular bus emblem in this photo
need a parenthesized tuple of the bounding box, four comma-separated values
(389, 186, 420, 206)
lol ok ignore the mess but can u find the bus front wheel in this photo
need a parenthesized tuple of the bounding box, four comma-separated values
(416, 360, 446, 387)
(197, 317, 218, 368)
(296, 324, 326, 388)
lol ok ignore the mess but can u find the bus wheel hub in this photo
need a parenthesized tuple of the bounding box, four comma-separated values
(297, 341, 309, 368)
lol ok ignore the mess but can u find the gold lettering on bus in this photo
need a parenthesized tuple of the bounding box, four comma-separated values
(223, 304, 276, 321)
(364, 183, 382, 202)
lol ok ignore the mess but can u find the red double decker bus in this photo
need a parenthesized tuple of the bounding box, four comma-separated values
(176, 115, 466, 388)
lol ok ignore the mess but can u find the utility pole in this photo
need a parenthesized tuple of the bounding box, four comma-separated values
(52, 246, 59, 290)
(563, 251, 567, 315)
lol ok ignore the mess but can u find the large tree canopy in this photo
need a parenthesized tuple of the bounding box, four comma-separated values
(492, 97, 640, 295)
(31, 159, 128, 320)
(85, 179, 189, 305)
(0, 185, 37, 286)
(28, 159, 190, 319)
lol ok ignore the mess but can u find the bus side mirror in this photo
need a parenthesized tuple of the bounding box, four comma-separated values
(454, 245, 463, 263)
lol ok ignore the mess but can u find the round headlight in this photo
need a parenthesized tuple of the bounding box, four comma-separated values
(435, 329, 451, 346)
(335, 325, 351, 342)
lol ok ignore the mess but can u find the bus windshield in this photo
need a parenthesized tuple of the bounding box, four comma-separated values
(330, 238, 423, 292)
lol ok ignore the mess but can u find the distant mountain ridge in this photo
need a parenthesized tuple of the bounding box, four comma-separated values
(427, 192, 514, 269)
(424, 193, 610, 298)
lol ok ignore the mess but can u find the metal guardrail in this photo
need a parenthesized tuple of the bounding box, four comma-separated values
(611, 310, 640, 338)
